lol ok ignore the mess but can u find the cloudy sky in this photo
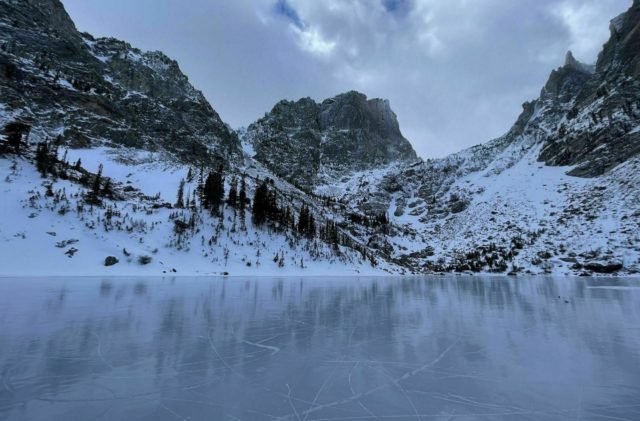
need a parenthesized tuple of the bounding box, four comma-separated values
(62, 0, 630, 158)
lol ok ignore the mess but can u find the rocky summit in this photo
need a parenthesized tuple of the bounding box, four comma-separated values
(243, 91, 417, 189)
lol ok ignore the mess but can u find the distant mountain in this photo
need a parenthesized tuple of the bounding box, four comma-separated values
(243, 91, 417, 189)
(0, 0, 241, 164)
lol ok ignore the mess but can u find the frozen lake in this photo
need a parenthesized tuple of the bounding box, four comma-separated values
(0, 276, 639, 420)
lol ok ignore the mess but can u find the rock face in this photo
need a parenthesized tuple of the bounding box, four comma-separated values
(535, 2, 640, 177)
(244, 91, 417, 189)
(0, 0, 241, 164)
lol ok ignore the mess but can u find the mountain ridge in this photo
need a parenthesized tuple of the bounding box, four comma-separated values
(0, 0, 241, 165)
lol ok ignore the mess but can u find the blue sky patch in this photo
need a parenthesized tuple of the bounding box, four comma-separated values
(274, 0, 306, 30)
(382, 0, 413, 18)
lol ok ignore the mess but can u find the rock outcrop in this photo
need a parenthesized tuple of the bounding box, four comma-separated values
(0, 0, 241, 164)
(244, 91, 417, 189)
(536, 3, 640, 176)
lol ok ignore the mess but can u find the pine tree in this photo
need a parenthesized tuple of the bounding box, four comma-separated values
(93, 164, 103, 194)
(203, 165, 225, 215)
(88, 164, 103, 204)
(227, 177, 238, 208)
(190, 190, 197, 211)
(176, 178, 185, 208)
(239, 176, 247, 230)
(308, 213, 316, 239)
(4, 122, 30, 154)
(252, 180, 269, 226)
(266, 187, 278, 222)
(196, 168, 205, 206)
(296, 204, 316, 239)
(297, 204, 308, 236)
(239, 175, 247, 208)
(102, 177, 113, 198)
(35, 142, 49, 177)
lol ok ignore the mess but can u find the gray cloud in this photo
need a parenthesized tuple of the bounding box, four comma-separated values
(61, 0, 631, 158)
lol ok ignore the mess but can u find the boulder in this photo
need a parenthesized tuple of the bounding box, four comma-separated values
(584, 261, 623, 274)
(104, 256, 119, 267)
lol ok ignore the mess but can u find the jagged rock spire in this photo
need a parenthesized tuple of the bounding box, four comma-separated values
(564, 51, 578, 67)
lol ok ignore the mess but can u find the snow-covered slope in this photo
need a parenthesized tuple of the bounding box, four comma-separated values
(0, 149, 392, 276)
(385, 146, 640, 275)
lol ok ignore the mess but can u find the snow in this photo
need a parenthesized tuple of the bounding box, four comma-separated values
(381, 140, 640, 275)
(63, 147, 184, 200)
(0, 153, 391, 277)
(57, 79, 76, 90)
(242, 141, 256, 158)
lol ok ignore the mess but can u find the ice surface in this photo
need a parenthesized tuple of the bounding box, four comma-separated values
(0, 276, 639, 420)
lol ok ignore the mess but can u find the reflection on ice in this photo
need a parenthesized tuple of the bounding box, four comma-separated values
(0, 276, 639, 420)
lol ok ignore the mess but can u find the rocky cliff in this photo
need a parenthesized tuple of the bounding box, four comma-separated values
(535, 1, 640, 176)
(0, 0, 241, 164)
(244, 91, 417, 189)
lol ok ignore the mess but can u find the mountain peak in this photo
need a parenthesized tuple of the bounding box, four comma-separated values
(245, 91, 417, 187)
(9, 0, 79, 41)
(564, 50, 578, 67)
(562, 51, 594, 74)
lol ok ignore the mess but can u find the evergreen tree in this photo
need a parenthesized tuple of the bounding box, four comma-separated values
(227, 177, 238, 208)
(266, 187, 278, 222)
(88, 164, 103, 204)
(239, 176, 247, 229)
(296, 204, 316, 239)
(4, 122, 30, 154)
(93, 164, 103, 194)
(175, 178, 185, 208)
(203, 165, 225, 214)
(190, 190, 198, 211)
(196, 168, 205, 206)
(252, 180, 269, 226)
(102, 177, 113, 198)
(239, 175, 248, 208)
(308, 213, 316, 239)
(35, 142, 49, 177)
(297, 204, 308, 236)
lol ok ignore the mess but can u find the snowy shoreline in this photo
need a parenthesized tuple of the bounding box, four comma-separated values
(1, 273, 638, 279)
